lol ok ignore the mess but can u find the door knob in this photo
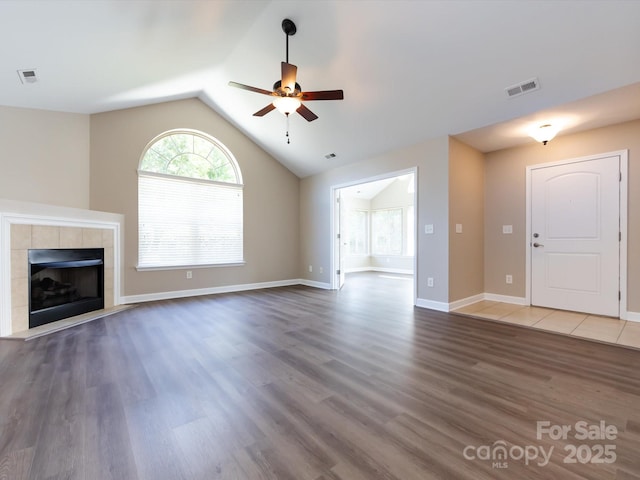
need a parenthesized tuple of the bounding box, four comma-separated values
(533, 242, 544, 248)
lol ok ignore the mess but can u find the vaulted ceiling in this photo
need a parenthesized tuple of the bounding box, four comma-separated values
(2, 1, 639, 177)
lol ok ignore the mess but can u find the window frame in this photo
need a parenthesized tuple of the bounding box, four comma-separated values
(136, 129, 244, 271)
(346, 209, 370, 256)
(370, 207, 404, 256)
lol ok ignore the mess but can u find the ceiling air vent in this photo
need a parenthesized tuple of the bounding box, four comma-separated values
(17, 69, 38, 84)
(505, 77, 540, 98)
(324, 153, 337, 159)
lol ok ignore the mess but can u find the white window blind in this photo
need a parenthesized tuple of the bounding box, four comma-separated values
(138, 173, 243, 267)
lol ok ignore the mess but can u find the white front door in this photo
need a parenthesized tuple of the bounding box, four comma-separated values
(530, 155, 620, 317)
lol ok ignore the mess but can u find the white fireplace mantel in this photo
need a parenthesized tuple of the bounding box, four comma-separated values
(0, 199, 124, 337)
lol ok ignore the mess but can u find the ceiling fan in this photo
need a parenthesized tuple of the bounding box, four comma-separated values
(228, 18, 344, 126)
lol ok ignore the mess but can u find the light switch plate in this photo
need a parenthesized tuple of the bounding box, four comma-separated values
(503, 225, 513, 234)
(425, 224, 434, 234)
(455, 224, 462, 233)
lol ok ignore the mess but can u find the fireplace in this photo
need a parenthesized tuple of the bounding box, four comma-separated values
(29, 248, 105, 328)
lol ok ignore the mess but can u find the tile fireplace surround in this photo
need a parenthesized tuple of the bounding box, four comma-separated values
(0, 199, 123, 337)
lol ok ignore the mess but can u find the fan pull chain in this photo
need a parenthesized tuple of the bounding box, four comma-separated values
(286, 113, 291, 144)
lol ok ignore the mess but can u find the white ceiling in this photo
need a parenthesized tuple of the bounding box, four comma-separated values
(2, 1, 640, 177)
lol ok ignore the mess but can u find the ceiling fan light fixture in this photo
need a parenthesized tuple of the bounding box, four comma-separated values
(273, 96, 301, 115)
(228, 17, 343, 127)
(530, 123, 559, 145)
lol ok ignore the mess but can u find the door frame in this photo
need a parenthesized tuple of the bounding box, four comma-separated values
(525, 150, 628, 319)
(329, 167, 418, 305)
(335, 188, 345, 289)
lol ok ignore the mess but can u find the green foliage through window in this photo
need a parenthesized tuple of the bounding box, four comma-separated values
(140, 130, 240, 184)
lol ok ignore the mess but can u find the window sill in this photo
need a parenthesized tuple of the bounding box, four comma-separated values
(136, 262, 245, 272)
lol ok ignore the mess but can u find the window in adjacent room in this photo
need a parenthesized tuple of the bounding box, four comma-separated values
(371, 208, 403, 255)
(137, 129, 243, 269)
(347, 209, 369, 255)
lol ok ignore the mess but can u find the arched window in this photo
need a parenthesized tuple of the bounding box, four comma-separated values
(137, 129, 243, 269)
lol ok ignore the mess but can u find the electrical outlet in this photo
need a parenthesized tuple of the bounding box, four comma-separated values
(308, 265, 313, 273)
(425, 224, 434, 234)
(506, 274, 513, 284)
(427, 277, 434, 287)
(186, 270, 192, 279)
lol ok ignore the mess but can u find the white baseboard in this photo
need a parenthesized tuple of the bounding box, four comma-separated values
(416, 292, 527, 313)
(345, 267, 414, 275)
(298, 279, 332, 290)
(122, 282, 640, 322)
(371, 267, 413, 275)
(624, 311, 640, 323)
(426, 293, 636, 322)
(415, 298, 449, 312)
(448, 294, 485, 311)
(484, 293, 528, 305)
(482, 294, 638, 321)
(121, 279, 304, 304)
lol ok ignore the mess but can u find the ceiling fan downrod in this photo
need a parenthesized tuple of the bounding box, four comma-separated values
(282, 19, 296, 145)
(282, 18, 296, 64)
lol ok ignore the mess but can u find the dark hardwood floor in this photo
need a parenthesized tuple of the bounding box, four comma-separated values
(1, 272, 640, 479)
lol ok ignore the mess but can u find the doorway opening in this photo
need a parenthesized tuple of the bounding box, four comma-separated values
(330, 169, 417, 305)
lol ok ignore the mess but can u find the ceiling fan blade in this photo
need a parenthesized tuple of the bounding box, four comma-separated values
(297, 104, 318, 122)
(281, 62, 298, 93)
(301, 90, 344, 101)
(253, 104, 276, 117)
(229, 81, 274, 96)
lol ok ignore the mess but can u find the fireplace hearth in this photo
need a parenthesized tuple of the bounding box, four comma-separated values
(29, 248, 105, 328)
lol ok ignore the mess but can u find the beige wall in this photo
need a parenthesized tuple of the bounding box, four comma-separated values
(5, 98, 634, 312)
(0, 106, 90, 208)
(484, 119, 640, 312)
(449, 138, 484, 301)
(300, 136, 449, 303)
(90, 98, 300, 297)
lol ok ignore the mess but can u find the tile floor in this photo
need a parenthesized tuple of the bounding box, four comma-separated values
(453, 300, 640, 350)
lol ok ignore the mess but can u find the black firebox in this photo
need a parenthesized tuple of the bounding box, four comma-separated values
(28, 248, 104, 328)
